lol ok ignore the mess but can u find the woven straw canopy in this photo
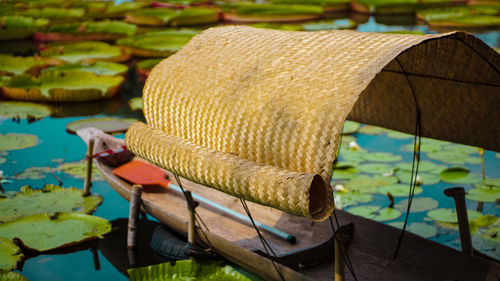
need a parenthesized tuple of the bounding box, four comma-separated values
(126, 26, 500, 222)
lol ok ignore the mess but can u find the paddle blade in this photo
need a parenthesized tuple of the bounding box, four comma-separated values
(113, 160, 170, 188)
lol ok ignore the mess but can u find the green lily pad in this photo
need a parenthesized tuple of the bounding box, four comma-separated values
(331, 165, 359, 180)
(472, 215, 498, 229)
(66, 117, 137, 134)
(20, 7, 85, 20)
(358, 125, 387, 135)
(125, 7, 219, 26)
(0, 270, 28, 281)
(0, 212, 111, 252)
(117, 30, 198, 56)
(377, 184, 423, 197)
(485, 178, 500, 187)
(13, 167, 51, 180)
(334, 190, 373, 208)
(395, 161, 446, 173)
(347, 205, 401, 221)
(357, 163, 393, 174)
(42, 20, 137, 40)
(56, 161, 103, 181)
(129, 260, 260, 281)
(389, 222, 439, 238)
(339, 149, 366, 162)
(250, 22, 305, 31)
(0, 158, 6, 165)
(84, 1, 150, 19)
(0, 184, 102, 223)
(220, 2, 324, 18)
(341, 120, 360, 135)
(0, 54, 43, 75)
(3, 71, 124, 101)
(0, 101, 51, 119)
(441, 143, 479, 154)
(128, 97, 143, 111)
(495, 153, 500, 160)
(427, 208, 482, 224)
(302, 19, 357, 31)
(345, 175, 398, 193)
(386, 130, 413, 139)
(472, 227, 500, 261)
(0, 16, 49, 41)
(136, 58, 163, 71)
(396, 171, 440, 185)
(361, 152, 402, 162)
(43, 61, 128, 76)
(427, 150, 470, 165)
(395, 197, 438, 212)
(403, 138, 450, 152)
(466, 185, 500, 203)
(440, 167, 482, 184)
(0, 238, 23, 270)
(0, 133, 38, 151)
(40, 41, 126, 64)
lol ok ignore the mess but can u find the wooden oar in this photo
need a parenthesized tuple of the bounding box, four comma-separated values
(113, 160, 296, 244)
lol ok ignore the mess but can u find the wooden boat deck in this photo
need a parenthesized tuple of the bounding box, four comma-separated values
(98, 158, 500, 281)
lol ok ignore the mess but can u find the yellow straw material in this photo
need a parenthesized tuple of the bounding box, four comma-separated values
(127, 26, 499, 221)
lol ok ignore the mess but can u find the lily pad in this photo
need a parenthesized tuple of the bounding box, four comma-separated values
(358, 124, 387, 135)
(0, 212, 111, 252)
(345, 174, 398, 193)
(390, 222, 439, 238)
(0, 270, 28, 281)
(2, 71, 124, 102)
(0, 101, 51, 119)
(334, 191, 373, 208)
(0, 133, 38, 151)
(129, 260, 260, 281)
(302, 19, 357, 31)
(117, 30, 198, 57)
(396, 171, 440, 185)
(125, 7, 220, 26)
(13, 167, 51, 180)
(40, 41, 129, 64)
(0, 16, 49, 41)
(37, 21, 137, 42)
(361, 152, 402, 162)
(377, 184, 423, 197)
(396, 160, 445, 173)
(0, 184, 102, 223)
(331, 165, 359, 180)
(219, 3, 324, 22)
(66, 117, 137, 134)
(56, 161, 103, 181)
(0, 238, 23, 270)
(472, 227, 500, 261)
(0, 54, 44, 75)
(357, 163, 393, 174)
(427, 208, 482, 224)
(395, 197, 438, 212)
(20, 7, 84, 20)
(440, 167, 482, 184)
(427, 150, 470, 165)
(386, 130, 413, 139)
(341, 120, 360, 135)
(466, 185, 500, 203)
(347, 205, 401, 221)
(128, 97, 143, 111)
(403, 138, 450, 152)
(43, 61, 128, 76)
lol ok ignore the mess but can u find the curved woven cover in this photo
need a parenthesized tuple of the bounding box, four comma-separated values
(127, 26, 500, 221)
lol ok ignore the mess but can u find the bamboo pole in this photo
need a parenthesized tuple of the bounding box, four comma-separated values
(83, 139, 94, 196)
(184, 190, 197, 261)
(334, 238, 345, 281)
(127, 185, 143, 249)
(444, 187, 473, 255)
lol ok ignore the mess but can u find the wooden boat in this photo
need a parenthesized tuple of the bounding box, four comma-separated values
(78, 128, 499, 281)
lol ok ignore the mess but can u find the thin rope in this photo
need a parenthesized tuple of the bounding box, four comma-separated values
(240, 198, 285, 281)
(329, 132, 358, 281)
(392, 58, 422, 260)
(173, 173, 214, 250)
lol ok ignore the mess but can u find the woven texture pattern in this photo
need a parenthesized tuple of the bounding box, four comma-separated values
(127, 26, 499, 221)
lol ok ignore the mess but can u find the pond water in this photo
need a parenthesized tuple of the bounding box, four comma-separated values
(1, 14, 499, 281)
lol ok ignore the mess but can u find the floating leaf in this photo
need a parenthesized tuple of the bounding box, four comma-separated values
(0, 16, 49, 41)
(358, 125, 387, 135)
(427, 208, 482, 224)
(347, 205, 401, 221)
(0, 158, 6, 165)
(56, 161, 103, 180)
(357, 163, 393, 174)
(13, 167, 51, 180)
(467, 185, 500, 203)
(377, 184, 423, 197)
(0, 238, 23, 270)
(396, 171, 439, 185)
(395, 197, 438, 212)
(341, 120, 360, 135)
(334, 191, 373, 207)
(485, 178, 500, 187)
(331, 165, 359, 180)
(404, 138, 449, 152)
(128, 97, 143, 111)
(427, 150, 469, 165)
(43, 61, 128, 76)
(0, 270, 28, 281)
(472, 227, 500, 261)
(395, 160, 445, 173)
(0, 133, 38, 151)
(390, 222, 439, 238)
(0, 184, 102, 223)
(302, 19, 357, 31)
(19, 7, 85, 20)
(0, 101, 51, 119)
(40, 41, 128, 64)
(129, 260, 260, 281)
(0, 54, 43, 75)
(361, 152, 402, 162)
(66, 117, 137, 134)
(126, 7, 220, 26)
(0, 212, 111, 252)
(386, 130, 412, 139)
(472, 215, 498, 229)
(440, 167, 482, 184)
(345, 175, 398, 193)
(117, 30, 198, 57)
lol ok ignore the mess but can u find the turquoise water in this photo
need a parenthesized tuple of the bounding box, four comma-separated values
(1, 16, 499, 281)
